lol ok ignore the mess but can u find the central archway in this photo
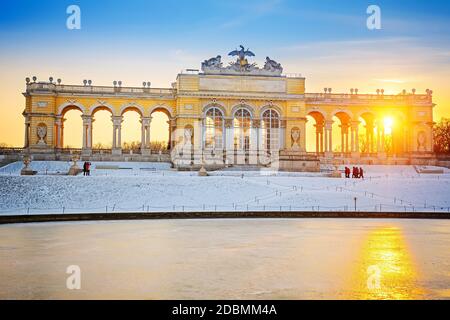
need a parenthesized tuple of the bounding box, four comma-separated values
(150, 107, 171, 151)
(91, 108, 113, 149)
(59, 105, 83, 148)
(121, 107, 143, 153)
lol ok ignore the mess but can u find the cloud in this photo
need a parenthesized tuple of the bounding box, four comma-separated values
(218, 0, 283, 29)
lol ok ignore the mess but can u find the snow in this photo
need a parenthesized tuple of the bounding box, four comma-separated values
(0, 161, 449, 215)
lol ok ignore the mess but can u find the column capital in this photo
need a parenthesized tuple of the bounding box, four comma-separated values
(82, 115, 93, 125)
(224, 119, 233, 128)
(314, 123, 324, 130)
(140, 116, 152, 126)
(325, 120, 333, 130)
(55, 117, 64, 126)
(112, 115, 123, 126)
(351, 120, 360, 129)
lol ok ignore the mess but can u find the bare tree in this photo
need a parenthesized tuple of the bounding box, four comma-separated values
(434, 118, 450, 154)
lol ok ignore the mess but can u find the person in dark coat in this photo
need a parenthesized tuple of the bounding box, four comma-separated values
(83, 162, 87, 176)
(359, 167, 364, 179)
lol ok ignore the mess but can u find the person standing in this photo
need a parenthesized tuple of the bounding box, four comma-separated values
(86, 162, 91, 176)
(359, 167, 364, 179)
(82, 161, 87, 176)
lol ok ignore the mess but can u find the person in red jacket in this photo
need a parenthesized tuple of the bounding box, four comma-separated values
(86, 162, 91, 176)
(359, 167, 364, 179)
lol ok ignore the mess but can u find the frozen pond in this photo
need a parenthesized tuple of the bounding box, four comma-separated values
(0, 219, 449, 299)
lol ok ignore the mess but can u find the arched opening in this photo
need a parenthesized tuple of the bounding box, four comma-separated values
(381, 114, 406, 155)
(121, 108, 142, 152)
(306, 111, 325, 153)
(204, 107, 224, 150)
(92, 108, 113, 149)
(61, 107, 83, 148)
(359, 113, 376, 154)
(332, 112, 351, 154)
(261, 109, 280, 152)
(233, 108, 252, 151)
(150, 108, 171, 151)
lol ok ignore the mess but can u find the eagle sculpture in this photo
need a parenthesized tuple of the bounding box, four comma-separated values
(228, 45, 255, 60)
(228, 45, 255, 68)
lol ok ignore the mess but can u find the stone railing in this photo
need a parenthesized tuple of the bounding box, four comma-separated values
(0, 147, 24, 155)
(305, 93, 432, 105)
(25, 82, 176, 98)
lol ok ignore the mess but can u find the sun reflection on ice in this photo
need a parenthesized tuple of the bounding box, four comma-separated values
(351, 226, 425, 300)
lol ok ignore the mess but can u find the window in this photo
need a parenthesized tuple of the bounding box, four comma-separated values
(204, 107, 223, 149)
(234, 108, 252, 151)
(261, 109, 280, 151)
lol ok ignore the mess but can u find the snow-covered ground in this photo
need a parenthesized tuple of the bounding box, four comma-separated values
(0, 161, 449, 215)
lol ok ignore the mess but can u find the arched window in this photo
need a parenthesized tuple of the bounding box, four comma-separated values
(204, 107, 224, 150)
(261, 109, 280, 151)
(233, 108, 252, 151)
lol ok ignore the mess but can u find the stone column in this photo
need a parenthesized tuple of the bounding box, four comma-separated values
(377, 123, 381, 152)
(340, 123, 348, 154)
(369, 123, 375, 153)
(112, 116, 123, 155)
(324, 120, 333, 157)
(298, 118, 307, 153)
(351, 121, 360, 158)
(224, 119, 234, 166)
(403, 127, 408, 154)
(24, 117, 31, 149)
(314, 123, 324, 154)
(378, 123, 386, 159)
(140, 116, 152, 155)
(168, 119, 176, 150)
(249, 119, 259, 165)
(81, 115, 93, 155)
(55, 116, 64, 149)
(345, 125, 349, 153)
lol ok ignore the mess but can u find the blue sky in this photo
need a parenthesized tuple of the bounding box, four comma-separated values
(1, 0, 449, 52)
(0, 0, 450, 145)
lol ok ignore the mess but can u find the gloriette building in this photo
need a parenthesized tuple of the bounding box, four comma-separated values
(22, 46, 435, 170)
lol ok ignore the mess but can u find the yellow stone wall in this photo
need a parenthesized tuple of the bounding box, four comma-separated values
(23, 73, 434, 154)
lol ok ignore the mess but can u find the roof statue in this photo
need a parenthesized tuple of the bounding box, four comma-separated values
(201, 45, 283, 76)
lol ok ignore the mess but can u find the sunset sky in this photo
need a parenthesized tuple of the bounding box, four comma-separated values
(0, 0, 449, 147)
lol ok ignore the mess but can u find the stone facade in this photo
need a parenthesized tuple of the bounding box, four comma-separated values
(21, 49, 435, 170)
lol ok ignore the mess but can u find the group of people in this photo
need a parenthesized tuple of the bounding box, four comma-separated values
(82, 161, 92, 176)
(344, 166, 364, 179)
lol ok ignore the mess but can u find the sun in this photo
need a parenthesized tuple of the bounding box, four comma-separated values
(384, 117, 394, 134)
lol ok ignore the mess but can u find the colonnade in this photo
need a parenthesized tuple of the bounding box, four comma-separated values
(51, 111, 407, 158)
(313, 118, 388, 156)
(54, 114, 158, 155)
